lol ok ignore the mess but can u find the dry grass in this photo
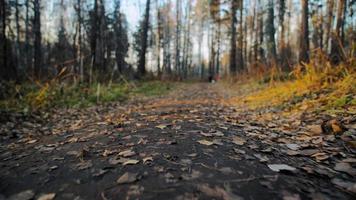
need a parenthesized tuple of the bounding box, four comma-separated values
(227, 60, 356, 113)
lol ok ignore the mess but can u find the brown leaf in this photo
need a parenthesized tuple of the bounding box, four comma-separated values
(37, 193, 56, 200)
(197, 184, 243, 200)
(332, 178, 356, 194)
(8, 190, 34, 200)
(334, 162, 356, 176)
(117, 172, 138, 184)
(267, 164, 296, 172)
(197, 140, 214, 146)
(123, 159, 140, 166)
(118, 149, 136, 158)
(232, 136, 246, 145)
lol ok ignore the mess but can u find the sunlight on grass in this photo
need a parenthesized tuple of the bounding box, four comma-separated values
(229, 62, 356, 113)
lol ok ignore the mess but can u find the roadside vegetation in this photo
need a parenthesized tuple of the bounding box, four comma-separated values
(0, 80, 175, 113)
(227, 59, 356, 115)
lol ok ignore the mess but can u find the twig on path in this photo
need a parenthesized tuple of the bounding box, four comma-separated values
(218, 175, 278, 183)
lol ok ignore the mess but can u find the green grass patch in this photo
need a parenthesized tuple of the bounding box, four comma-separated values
(0, 81, 175, 113)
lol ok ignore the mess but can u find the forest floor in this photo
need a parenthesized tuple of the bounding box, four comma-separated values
(0, 82, 355, 200)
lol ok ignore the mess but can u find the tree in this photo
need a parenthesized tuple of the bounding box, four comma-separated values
(0, 0, 6, 80)
(33, 0, 43, 78)
(299, 0, 309, 64)
(237, 0, 244, 71)
(175, 0, 181, 77)
(74, 0, 84, 81)
(266, 0, 277, 65)
(330, 0, 346, 64)
(113, 0, 129, 74)
(229, 0, 238, 75)
(25, 0, 31, 73)
(137, 0, 151, 77)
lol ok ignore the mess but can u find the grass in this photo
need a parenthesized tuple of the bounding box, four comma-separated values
(0, 81, 175, 113)
(228, 61, 356, 114)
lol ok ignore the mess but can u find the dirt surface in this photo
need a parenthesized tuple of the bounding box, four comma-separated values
(0, 83, 355, 200)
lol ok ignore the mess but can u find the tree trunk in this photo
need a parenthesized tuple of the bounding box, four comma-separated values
(299, 0, 309, 64)
(330, 0, 346, 64)
(15, 0, 21, 72)
(138, 0, 151, 77)
(266, 0, 277, 65)
(33, 0, 43, 79)
(25, 0, 31, 73)
(175, 0, 181, 78)
(229, 0, 237, 75)
(0, 0, 6, 80)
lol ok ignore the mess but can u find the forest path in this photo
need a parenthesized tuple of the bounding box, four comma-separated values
(0, 83, 354, 200)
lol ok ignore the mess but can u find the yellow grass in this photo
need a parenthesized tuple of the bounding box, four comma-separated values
(228, 61, 356, 113)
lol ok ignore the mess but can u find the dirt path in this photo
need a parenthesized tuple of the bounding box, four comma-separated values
(0, 83, 354, 200)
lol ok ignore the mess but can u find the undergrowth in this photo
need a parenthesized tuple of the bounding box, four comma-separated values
(0, 81, 174, 113)
(228, 60, 356, 114)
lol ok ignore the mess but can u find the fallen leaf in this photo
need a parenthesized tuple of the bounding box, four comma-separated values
(118, 149, 136, 158)
(197, 140, 214, 146)
(156, 124, 168, 130)
(103, 149, 116, 157)
(334, 162, 356, 176)
(232, 136, 246, 145)
(27, 139, 37, 144)
(311, 152, 329, 162)
(123, 159, 140, 166)
(93, 169, 108, 177)
(8, 190, 34, 200)
(76, 161, 92, 170)
(143, 156, 153, 164)
(109, 157, 129, 165)
(307, 125, 322, 135)
(197, 184, 243, 200)
(37, 193, 56, 200)
(267, 164, 296, 172)
(331, 178, 356, 193)
(117, 172, 138, 184)
(286, 144, 300, 151)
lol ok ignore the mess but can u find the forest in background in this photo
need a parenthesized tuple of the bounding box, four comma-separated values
(0, 0, 355, 110)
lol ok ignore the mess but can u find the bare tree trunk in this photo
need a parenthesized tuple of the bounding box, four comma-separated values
(325, 0, 334, 54)
(75, 0, 83, 82)
(299, 0, 309, 64)
(330, 0, 346, 64)
(230, 0, 237, 75)
(138, 0, 151, 77)
(15, 0, 21, 72)
(175, 0, 181, 78)
(198, 19, 204, 78)
(25, 0, 31, 74)
(0, 0, 6, 80)
(156, 0, 161, 77)
(266, 0, 277, 66)
(33, 0, 43, 79)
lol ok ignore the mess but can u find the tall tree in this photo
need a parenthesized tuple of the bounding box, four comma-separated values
(229, 0, 238, 75)
(0, 0, 6, 80)
(74, 0, 83, 81)
(237, 0, 244, 71)
(33, 0, 43, 78)
(266, 0, 277, 65)
(25, 0, 31, 73)
(15, 0, 21, 71)
(113, 0, 129, 74)
(175, 0, 181, 77)
(330, 0, 346, 64)
(324, 0, 334, 54)
(299, 0, 309, 64)
(138, 0, 151, 77)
